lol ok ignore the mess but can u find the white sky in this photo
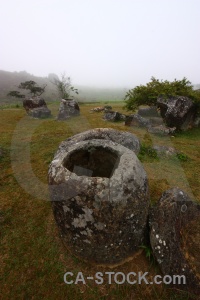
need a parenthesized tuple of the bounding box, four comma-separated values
(1, 0, 200, 87)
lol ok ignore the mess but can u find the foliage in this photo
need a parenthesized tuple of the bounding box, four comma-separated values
(140, 244, 154, 261)
(52, 73, 78, 99)
(18, 80, 46, 96)
(7, 91, 25, 98)
(7, 80, 47, 99)
(138, 143, 158, 161)
(176, 152, 189, 162)
(124, 77, 200, 111)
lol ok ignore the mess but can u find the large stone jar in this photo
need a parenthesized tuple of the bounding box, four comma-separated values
(48, 139, 149, 264)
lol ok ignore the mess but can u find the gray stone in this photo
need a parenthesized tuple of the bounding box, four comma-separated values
(57, 99, 80, 120)
(149, 187, 200, 294)
(23, 96, 51, 118)
(148, 125, 176, 135)
(157, 95, 196, 130)
(138, 106, 160, 117)
(29, 106, 51, 118)
(23, 96, 48, 114)
(125, 114, 151, 127)
(152, 145, 177, 156)
(49, 139, 149, 264)
(103, 111, 127, 121)
(57, 128, 141, 155)
(148, 117, 164, 126)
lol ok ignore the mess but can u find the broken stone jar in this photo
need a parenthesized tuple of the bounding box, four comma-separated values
(48, 139, 150, 265)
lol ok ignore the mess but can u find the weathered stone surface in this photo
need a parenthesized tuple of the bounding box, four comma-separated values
(49, 139, 149, 264)
(148, 125, 176, 135)
(103, 111, 127, 121)
(125, 114, 151, 127)
(148, 117, 164, 126)
(152, 145, 177, 157)
(157, 95, 196, 130)
(29, 106, 51, 118)
(57, 99, 80, 120)
(149, 188, 200, 294)
(57, 128, 141, 155)
(138, 106, 160, 117)
(23, 96, 51, 118)
(23, 96, 47, 114)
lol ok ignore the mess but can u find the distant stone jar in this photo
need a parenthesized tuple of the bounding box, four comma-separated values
(48, 139, 149, 265)
(57, 99, 80, 120)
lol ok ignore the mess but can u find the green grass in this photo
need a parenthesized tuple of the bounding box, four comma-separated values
(0, 103, 200, 299)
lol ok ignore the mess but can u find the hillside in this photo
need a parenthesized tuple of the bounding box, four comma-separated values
(0, 70, 126, 104)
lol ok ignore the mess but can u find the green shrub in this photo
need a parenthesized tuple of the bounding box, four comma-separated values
(124, 77, 200, 112)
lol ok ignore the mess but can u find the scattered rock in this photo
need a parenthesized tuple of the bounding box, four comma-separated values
(90, 106, 112, 113)
(125, 114, 151, 127)
(103, 111, 127, 122)
(148, 117, 164, 126)
(104, 105, 112, 111)
(152, 145, 177, 157)
(29, 106, 51, 118)
(149, 187, 200, 294)
(57, 99, 80, 120)
(57, 128, 141, 154)
(23, 96, 51, 118)
(148, 125, 176, 135)
(49, 139, 149, 264)
(90, 106, 104, 112)
(138, 106, 160, 117)
(157, 95, 196, 130)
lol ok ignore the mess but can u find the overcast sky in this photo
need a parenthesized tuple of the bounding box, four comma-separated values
(1, 0, 200, 87)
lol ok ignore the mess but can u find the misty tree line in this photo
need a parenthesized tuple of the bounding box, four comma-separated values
(7, 74, 78, 100)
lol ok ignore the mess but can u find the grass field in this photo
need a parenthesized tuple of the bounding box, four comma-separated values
(0, 102, 200, 299)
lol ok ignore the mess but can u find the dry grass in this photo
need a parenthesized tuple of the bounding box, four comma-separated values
(0, 102, 199, 299)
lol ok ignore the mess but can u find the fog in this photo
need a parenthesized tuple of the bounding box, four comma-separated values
(1, 0, 200, 87)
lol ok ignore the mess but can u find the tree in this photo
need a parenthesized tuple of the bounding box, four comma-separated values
(52, 73, 78, 99)
(7, 91, 25, 98)
(7, 80, 47, 100)
(18, 80, 46, 96)
(124, 77, 200, 111)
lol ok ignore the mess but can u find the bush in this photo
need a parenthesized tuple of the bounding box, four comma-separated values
(124, 77, 200, 112)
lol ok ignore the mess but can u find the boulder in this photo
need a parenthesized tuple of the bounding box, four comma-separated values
(157, 95, 196, 130)
(152, 145, 177, 157)
(125, 114, 151, 127)
(138, 106, 160, 117)
(149, 188, 200, 294)
(29, 106, 51, 118)
(148, 117, 164, 126)
(148, 125, 176, 135)
(23, 96, 51, 118)
(103, 111, 127, 121)
(57, 99, 80, 120)
(57, 128, 141, 155)
(49, 139, 149, 264)
(23, 96, 48, 114)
